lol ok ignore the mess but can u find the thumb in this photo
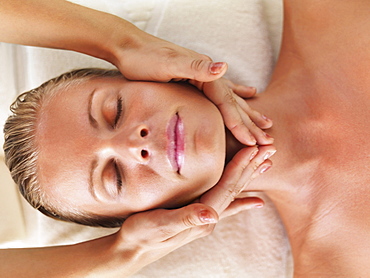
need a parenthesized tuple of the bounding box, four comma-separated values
(166, 203, 219, 231)
(169, 55, 228, 82)
(220, 197, 264, 219)
(121, 204, 219, 244)
(158, 203, 219, 241)
(190, 60, 228, 82)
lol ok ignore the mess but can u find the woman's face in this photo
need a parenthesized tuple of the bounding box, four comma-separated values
(36, 77, 226, 218)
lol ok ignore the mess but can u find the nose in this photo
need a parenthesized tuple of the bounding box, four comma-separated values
(114, 124, 151, 163)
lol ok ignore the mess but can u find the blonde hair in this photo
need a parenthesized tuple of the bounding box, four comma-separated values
(3, 68, 126, 228)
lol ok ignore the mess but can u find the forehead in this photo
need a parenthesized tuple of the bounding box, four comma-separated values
(35, 79, 102, 205)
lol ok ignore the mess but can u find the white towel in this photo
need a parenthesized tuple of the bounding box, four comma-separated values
(0, 0, 292, 276)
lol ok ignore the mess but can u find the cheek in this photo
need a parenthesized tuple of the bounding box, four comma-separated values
(124, 167, 172, 211)
(124, 167, 217, 212)
(187, 152, 225, 188)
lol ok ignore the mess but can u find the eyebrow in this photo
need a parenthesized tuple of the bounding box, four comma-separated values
(89, 157, 99, 201)
(88, 89, 98, 129)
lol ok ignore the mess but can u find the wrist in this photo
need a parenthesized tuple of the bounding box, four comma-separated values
(98, 231, 144, 277)
(68, 10, 130, 66)
(106, 19, 151, 70)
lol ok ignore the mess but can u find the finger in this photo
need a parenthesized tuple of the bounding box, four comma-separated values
(203, 81, 257, 145)
(237, 111, 274, 145)
(161, 221, 216, 249)
(208, 80, 273, 145)
(121, 203, 218, 244)
(189, 79, 271, 145)
(223, 90, 272, 144)
(231, 147, 275, 188)
(144, 204, 218, 251)
(251, 159, 273, 180)
(151, 204, 218, 250)
(201, 146, 276, 215)
(200, 147, 257, 214)
(166, 52, 228, 82)
(222, 78, 257, 98)
(235, 96, 273, 130)
(219, 197, 264, 219)
(221, 79, 270, 130)
(228, 95, 273, 145)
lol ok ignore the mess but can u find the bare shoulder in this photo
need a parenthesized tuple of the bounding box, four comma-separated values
(282, 0, 370, 89)
(284, 0, 370, 18)
(284, 0, 370, 41)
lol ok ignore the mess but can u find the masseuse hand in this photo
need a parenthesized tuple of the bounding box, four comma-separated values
(190, 78, 274, 146)
(200, 145, 275, 214)
(111, 30, 273, 145)
(113, 146, 275, 276)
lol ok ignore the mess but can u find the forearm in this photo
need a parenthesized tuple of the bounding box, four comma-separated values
(0, 233, 139, 278)
(0, 0, 138, 65)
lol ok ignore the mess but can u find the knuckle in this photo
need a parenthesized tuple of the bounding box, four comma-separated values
(223, 90, 237, 104)
(252, 160, 262, 172)
(226, 186, 239, 200)
(229, 120, 244, 131)
(197, 224, 215, 238)
(221, 182, 243, 201)
(248, 120, 257, 129)
(190, 59, 207, 72)
(162, 47, 181, 60)
(157, 225, 175, 239)
(182, 213, 198, 228)
(200, 54, 212, 62)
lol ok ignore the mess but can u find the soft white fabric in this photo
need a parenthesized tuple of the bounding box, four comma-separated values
(0, 0, 292, 276)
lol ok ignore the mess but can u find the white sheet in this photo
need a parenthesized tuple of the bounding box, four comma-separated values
(0, 0, 292, 276)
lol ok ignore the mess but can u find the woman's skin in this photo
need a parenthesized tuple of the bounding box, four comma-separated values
(242, 0, 370, 276)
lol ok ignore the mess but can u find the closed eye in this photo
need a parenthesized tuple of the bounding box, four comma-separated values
(113, 97, 123, 128)
(113, 159, 123, 192)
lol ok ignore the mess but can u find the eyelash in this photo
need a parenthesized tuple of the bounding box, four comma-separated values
(113, 160, 123, 191)
(113, 97, 123, 128)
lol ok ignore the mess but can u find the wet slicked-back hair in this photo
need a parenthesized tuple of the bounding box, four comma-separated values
(3, 68, 127, 228)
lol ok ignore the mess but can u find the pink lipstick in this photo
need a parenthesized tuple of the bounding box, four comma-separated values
(167, 113, 185, 173)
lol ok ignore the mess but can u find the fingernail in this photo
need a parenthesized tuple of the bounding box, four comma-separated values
(264, 132, 273, 139)
(262, 114, 271, 122)
(263, 150, 276, 160)
(248, 132, 257, 145)
(253, 203, 264, 209)
(244, 86, 257, 93)
(260, 164, 272, 174)
(209, 62, 226, 74)
(250, 148, 259, 160)
(249, 139, 257, 145)
(263, 132, 275, 141)
(199, 210, 217, 224)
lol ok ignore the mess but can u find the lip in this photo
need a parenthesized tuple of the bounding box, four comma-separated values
(166, 113, 185, 173)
